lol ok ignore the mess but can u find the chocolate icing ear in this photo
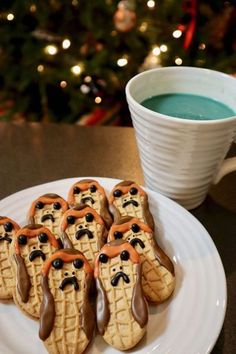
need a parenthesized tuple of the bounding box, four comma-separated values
(28, 216, 35, 224)
(39, 275, 55, 340)
(13, 254, 31, 303)
(96, 277, 110, 335)
(131, 263, 148, 328)
(60, 231, 73, 249)
(115, 216, 133, 225)
(100, 197, 113, 229)
(152, 241, 175, 275)
(110, 203, 122, 224)
(80, 273, 95, 340)
(142, 196, 155, 231)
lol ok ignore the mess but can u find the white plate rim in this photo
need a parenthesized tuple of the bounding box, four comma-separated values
(0, 176, 227, 354)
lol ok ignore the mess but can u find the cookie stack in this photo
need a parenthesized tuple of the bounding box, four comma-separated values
(0, 179, 175, 354)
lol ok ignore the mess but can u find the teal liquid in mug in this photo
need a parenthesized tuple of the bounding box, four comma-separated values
(141, 93, 235, 120)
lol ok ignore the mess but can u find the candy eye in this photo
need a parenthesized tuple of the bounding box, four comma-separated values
(38, 232, 48, 243)
(99, 253, 108, 263)
(85, 213, 94, 222)
(89, 185, 97, 193)
(131, 223, 140, 233)
(73, 258, 84, 269)
(36, 201, 44, 209)
(129, 187, 138, 195)
(18, 235, 27, 245)
(4, 222, 13, 232)
(53, 202, 61, 210)
(113, 189, 122, 198)
(52, 258, 63, 269)
(114, 231, 123, 239)
(120, 250, 130, 261)
(73, 186, 80, 194)
(67, 215, 75, 224)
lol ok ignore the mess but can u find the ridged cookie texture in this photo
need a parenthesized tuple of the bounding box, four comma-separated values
(60, 205, 107, 268)
(39, 249, 95, 354)
(109, 181, 154, 230)
(67, 179, 113, 228)
(11, 224, 60, 318)
(28, 194, 68, 237)
(94, 240, 148, 351)
(108, 217, 175, 303)
(0, 216, 20, 300)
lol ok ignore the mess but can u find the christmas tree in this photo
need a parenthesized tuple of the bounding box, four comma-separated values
(0, 0, 235, 125)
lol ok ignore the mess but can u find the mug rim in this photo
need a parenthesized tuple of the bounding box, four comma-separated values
(125, 66, 236, 125)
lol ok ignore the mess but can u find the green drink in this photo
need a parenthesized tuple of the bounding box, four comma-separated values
(141, 93, 235, 120)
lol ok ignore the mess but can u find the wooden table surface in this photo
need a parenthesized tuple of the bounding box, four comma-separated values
(0, 122, 236, 354)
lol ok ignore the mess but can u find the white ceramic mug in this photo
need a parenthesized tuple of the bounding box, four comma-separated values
(125, 66, 236, 210)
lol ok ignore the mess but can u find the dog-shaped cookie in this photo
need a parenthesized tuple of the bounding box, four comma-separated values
(109, 181, 154, 230)
(60, 205, 107, 268)
(0, 216, 20, 300)
(108, 217, 175, 303)
(28, 193, 68, 237)
(94, 240, 148, 351)
(67, 179, 113, 228)
(12, 224, 60, 318)
(39, 249, 94, 354)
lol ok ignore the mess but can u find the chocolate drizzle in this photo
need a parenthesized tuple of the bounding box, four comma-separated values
(96, 277, 110, 335)
(29, 250, 46, 262)
(59, 276, 79, 291)
(41, 214, 55, 223)
(130, 238, 145, 249)
(111, 272, 130, 286)
(75, 229, 93, 240)
(39, 275, 55, 340)
(131, 263, 148, 328)
(0, 234, 12, 243)
(122, 200, 139, 208)
(13, 254, 31, 303)
(81, 196, 95, 205)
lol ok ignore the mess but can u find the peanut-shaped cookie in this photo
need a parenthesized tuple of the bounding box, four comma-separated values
(39, 249, 94, 354)
(108, 217, 175, 303)
(95, 240, 148, 351)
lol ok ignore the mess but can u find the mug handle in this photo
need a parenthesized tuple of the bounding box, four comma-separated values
(213, 156, 236, 184)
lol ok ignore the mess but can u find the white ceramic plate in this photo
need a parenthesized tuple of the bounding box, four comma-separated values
(0, 177, 226, 354)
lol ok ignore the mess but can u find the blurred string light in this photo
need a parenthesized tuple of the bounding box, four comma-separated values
(147, 0, 155, 8)
(152, 46, 160, 56)
(172, 30, 182, 38)
(117, 57, 128, 67)
(60, 81, 67, 88)
(30, 4, 37, 12)
(175, 57, 183, 65)
(160, 44, 168, 52)
(80, 84, 90, 94)
(139, 22, 148, 32)
(84, 76, 92, 83)
(37, 64, 44, 72)
(199, 43, 206, 50)
(44, 44, 58, 55)
(71, 64, 82, 75)
(7, 13, 14, 21)
(95, 96, 102, 104)
(62, 39, 71, 49)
